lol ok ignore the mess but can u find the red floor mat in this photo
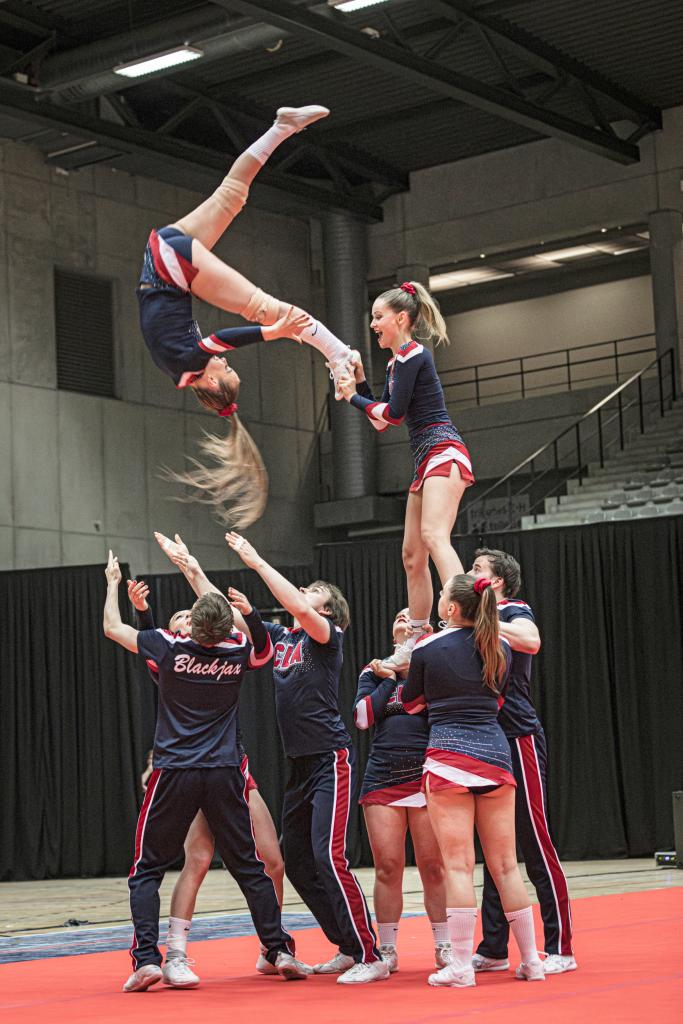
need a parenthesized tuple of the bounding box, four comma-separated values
(1, 888, 681, 1024)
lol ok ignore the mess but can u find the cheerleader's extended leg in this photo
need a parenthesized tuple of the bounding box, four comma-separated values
(171, 105, 329, 252)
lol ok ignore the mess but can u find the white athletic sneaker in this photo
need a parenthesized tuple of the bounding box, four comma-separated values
(122, 963, 163, 992)
(336, 959, 391, 984)
(515, 960, 545, 981)
(434, 941, 453, 969)
(428, 963, 476, 988)
(275, 105, 330, 133)
(162, 953, 200, 988)
(471, 952, 510, 972)
(313, 951, 355, 974)
(275, 951, 313, 980)
(379, 943, 398, 972)
(543, 953, 577, 974)
(381, 639, 414, 673)
(256, 950, 279, 975)
(325, 356, 354, 400)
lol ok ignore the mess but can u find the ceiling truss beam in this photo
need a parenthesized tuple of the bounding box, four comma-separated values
(214, 0, 644, 164)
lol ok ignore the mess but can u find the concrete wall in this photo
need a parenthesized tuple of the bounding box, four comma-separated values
(368, 105, 683, 279)
(0, 139, 329, 574)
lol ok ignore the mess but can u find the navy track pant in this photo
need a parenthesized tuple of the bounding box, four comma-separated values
(477, 729, 574, 958)
(128, 766, 293, 970)
(282, 747, 380, 964)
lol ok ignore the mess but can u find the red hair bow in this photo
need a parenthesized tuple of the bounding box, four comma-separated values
(400, 281, 417, 296)
(474, 577, 491, 594)
(218, 402, 238, 417)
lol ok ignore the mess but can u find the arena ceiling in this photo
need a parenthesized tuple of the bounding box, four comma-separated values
(0, 0, 682, 221)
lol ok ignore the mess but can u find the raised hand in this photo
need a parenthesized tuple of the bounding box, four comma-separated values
(127, 579, 150, 612)
(225, 531, 261, 569)
(369, 658, 397, 680)
(349, 349, 366, 384)
(260, 305, 313, 344)
(338, 374, 357, 401)
(105, 549, 122, 586)
(228, 586, 253, 616)
(154, 531, 199, 575)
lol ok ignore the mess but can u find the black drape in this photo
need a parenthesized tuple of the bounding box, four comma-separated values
(2, 519, 682, 880)
(0, 564, 144, 881)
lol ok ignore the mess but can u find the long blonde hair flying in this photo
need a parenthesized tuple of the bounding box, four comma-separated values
(167, 413, 268, 529)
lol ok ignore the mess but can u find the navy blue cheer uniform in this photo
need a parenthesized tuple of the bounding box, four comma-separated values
(137, 226, 264, 389)
(265, 620, 380, 964)
(128, 611, 294, 971)
(477, 599, 574, 959)
(402, 627, 514, 792)
(354, 666, 429, 807)
(349, 340, 474, 491)
(136, 604, 259, 794)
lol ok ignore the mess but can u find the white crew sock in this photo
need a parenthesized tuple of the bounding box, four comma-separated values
(505, 906, 539, 964)
(430, 921, 449, 943)
(447, 907, 478, 970)
(166, 916, 191, 956)
(299, 319, 351, 364)
(378, 922, 399, 947)
(246, 120, 298, 166)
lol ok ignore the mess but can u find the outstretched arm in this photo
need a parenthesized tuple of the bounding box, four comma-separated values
(103, 551, 139, 653)
(340, 348, 422, 432)
(154, 532, 252, 635)
(226, 532, 331, 644)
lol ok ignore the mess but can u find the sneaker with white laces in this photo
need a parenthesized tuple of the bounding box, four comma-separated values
(275, 105, 330, 133)
(122, 963, 163, 992)
(313, 951, 355, 974)
(434, 941, 453, 969)
(275, 951, 313, 980)
(162, 952, 200, 988)
(325, 356, 354, 400)
(472, 952, 510, 972)
(255, 950, 279, 975)
(379, 944, 398, 972)
(381, 638, 415, 673)
(542, 954, 577, 974)
(428, 963, 476, 988)
(337, 959, 391, 985)
(515, 960, 545, 981)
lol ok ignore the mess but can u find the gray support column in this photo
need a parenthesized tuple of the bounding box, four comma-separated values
(323, 211, 375, 500)
(648, 209, 683, 384)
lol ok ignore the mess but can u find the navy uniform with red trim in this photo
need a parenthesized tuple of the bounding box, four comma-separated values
(265, 621, 381, 965)
(349, 340, 475, 492)
(477, 599, 574, 961)
(136, 603, 260, 795)
(137, 226, 264, 390)
(354, 667, 429, 807)
(128, 610, 294, 972)
(401, 627, 514, 793)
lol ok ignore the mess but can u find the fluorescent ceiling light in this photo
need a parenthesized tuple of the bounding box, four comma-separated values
(538, 245, 597, 262)
(329, 0, 393, 12)
(114, 46, 204, 78)
(430, 268, 514, 291)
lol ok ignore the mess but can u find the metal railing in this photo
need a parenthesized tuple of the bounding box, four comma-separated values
(368, 333, 655, 410)
(463, 348, 678, 534)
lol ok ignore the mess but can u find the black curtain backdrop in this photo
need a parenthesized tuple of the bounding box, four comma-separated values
(1, 519, 682, 880)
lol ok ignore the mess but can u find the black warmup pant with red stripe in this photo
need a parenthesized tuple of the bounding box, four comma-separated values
(477, 728, 574, 958)
(128, 766, 293, 970)
(282, 747, 380, 964)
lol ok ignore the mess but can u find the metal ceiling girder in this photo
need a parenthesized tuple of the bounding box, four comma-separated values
(428, 0, 662, 129)
(158, 80, 408, 189)
(215, 0, 642, 164)
(0, 80, 384, 220)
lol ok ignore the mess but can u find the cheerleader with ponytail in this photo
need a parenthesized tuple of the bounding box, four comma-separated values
(400, 575, 544, 988)
(137, 103, 356, 527)
(339, 282, 475, 669)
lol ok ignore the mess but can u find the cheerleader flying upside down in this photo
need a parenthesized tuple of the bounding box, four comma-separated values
(137, 104, 355, 527)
